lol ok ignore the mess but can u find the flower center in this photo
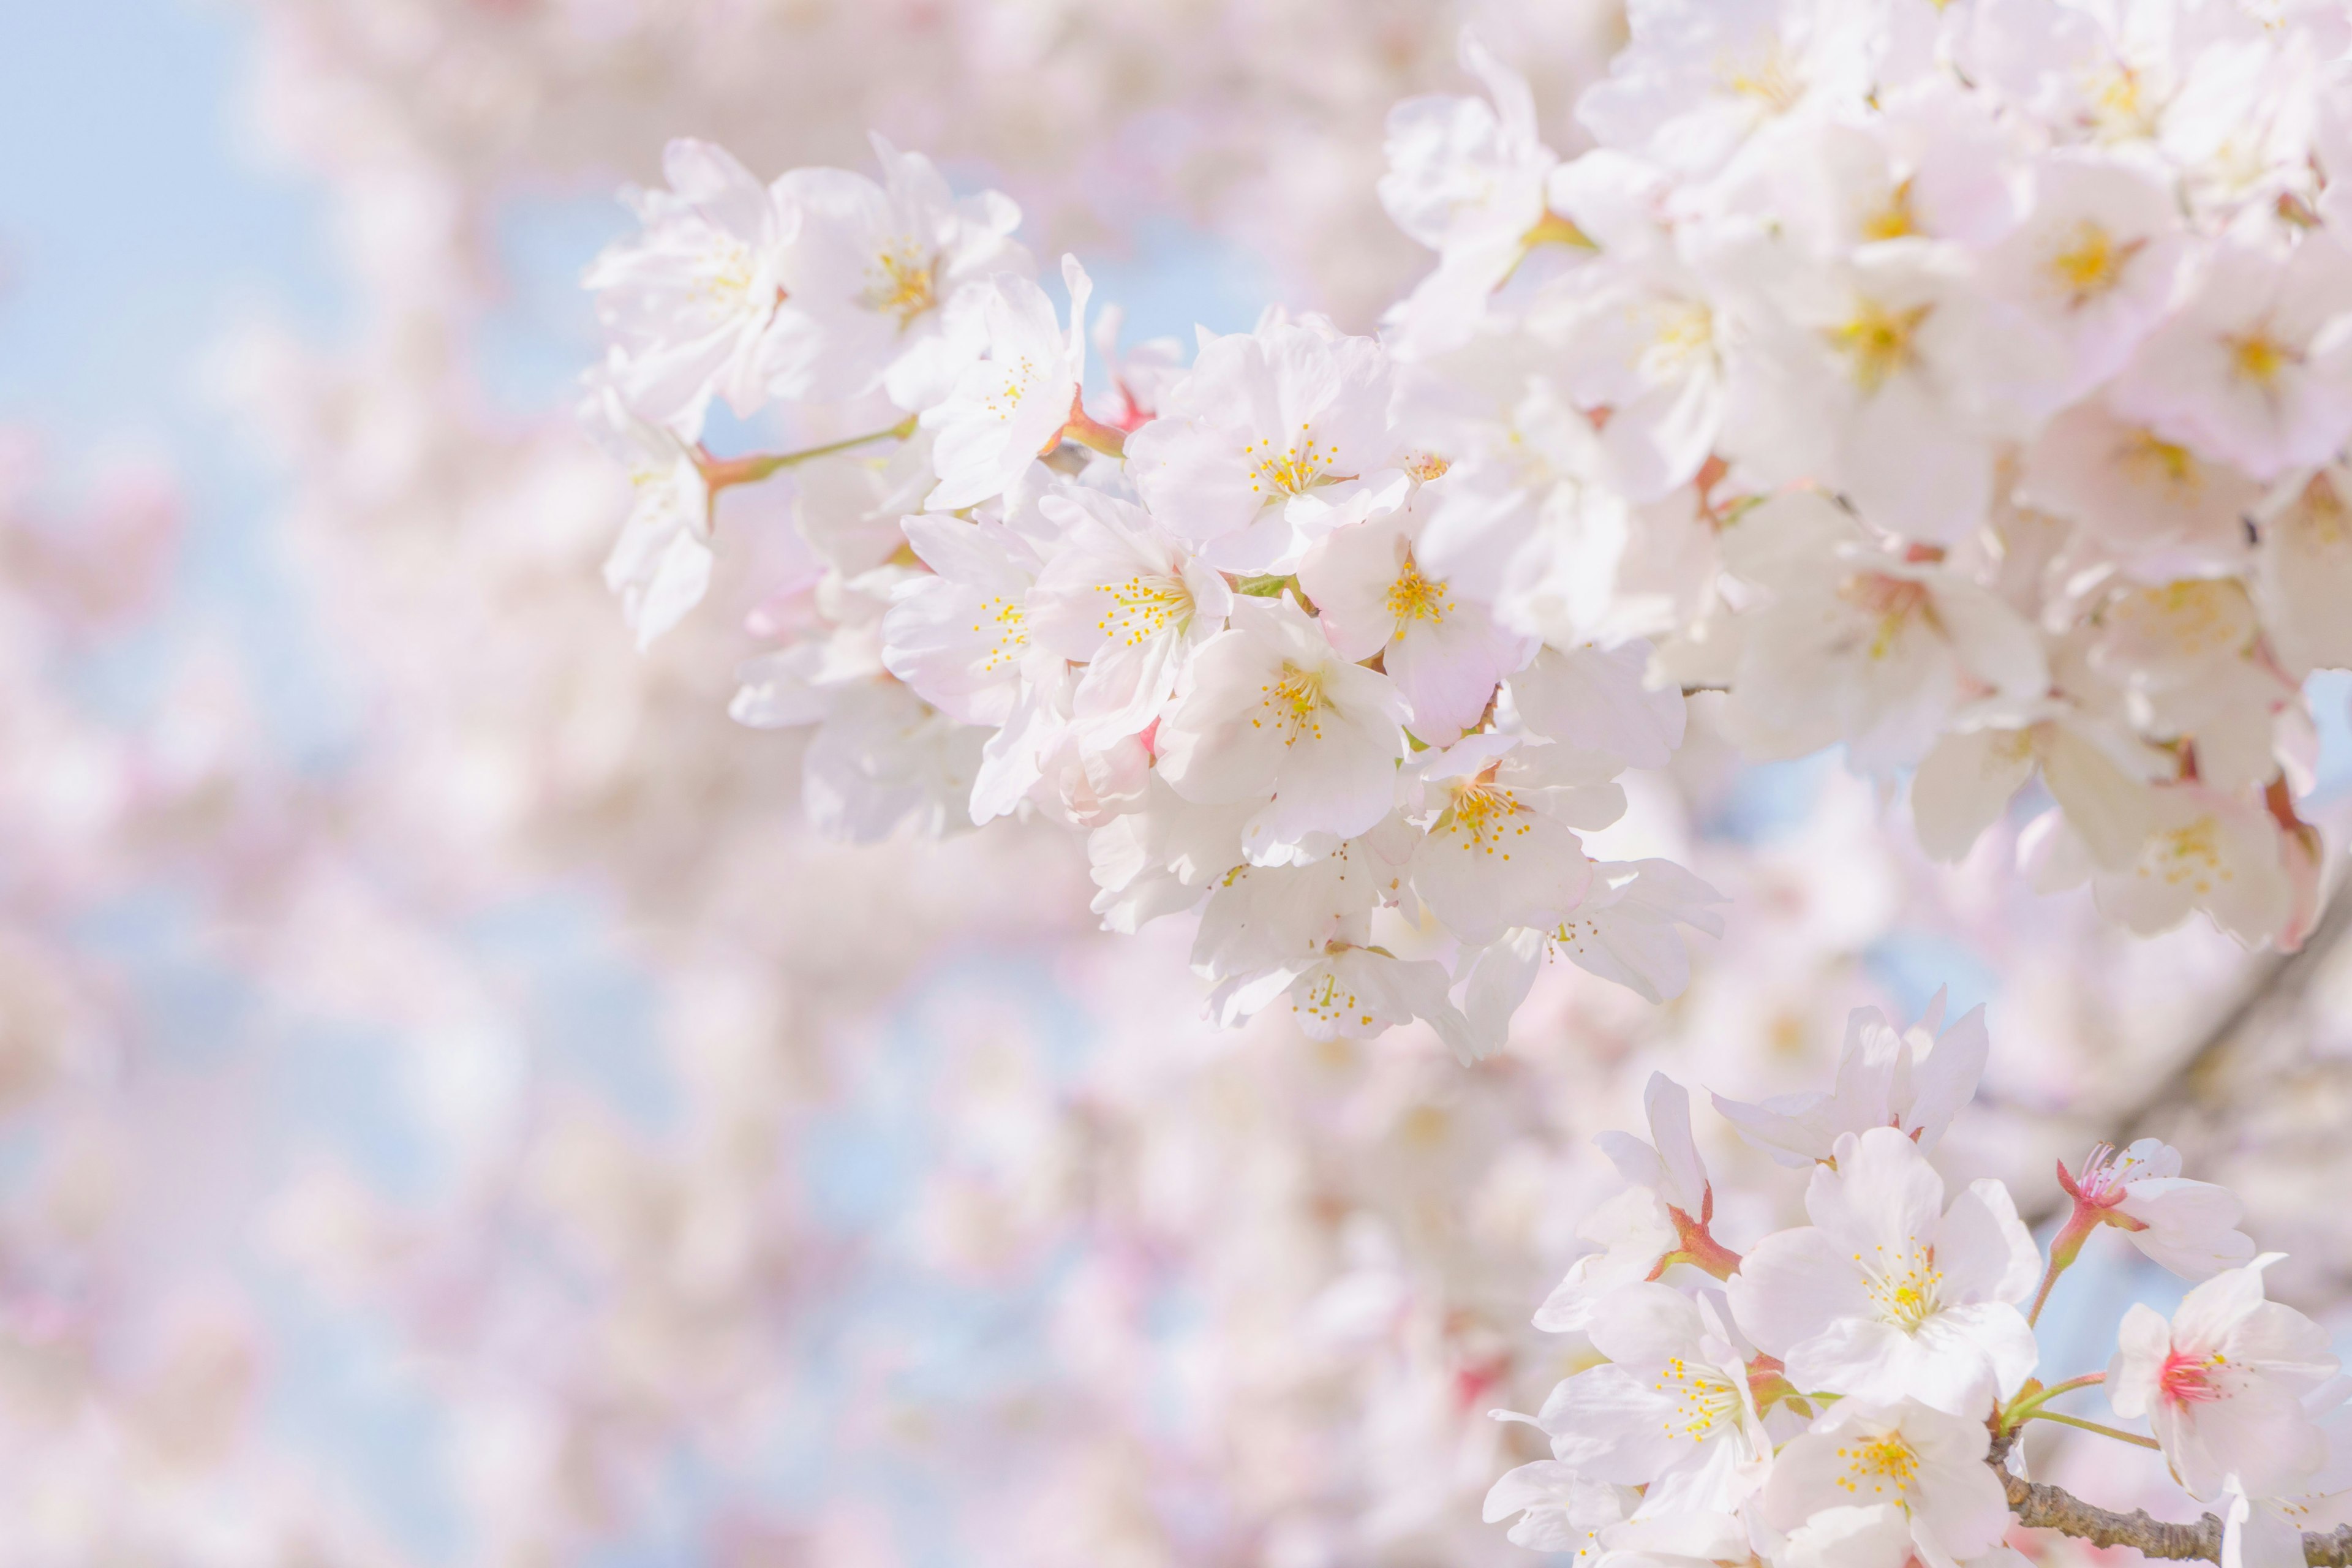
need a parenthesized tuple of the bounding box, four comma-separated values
(1257, 662, 1331, 745)
(983, 355, 1042, 419)
(1441, 782, 1531, 859)
(2089, 64, 2160, 141)
(2115, 428, 2205, 497)
(1294, 957, 1377, 1030)
(1096, 575, 1191, 647)
(2146, 816, 2229, 895)
(2073, 1141, 2143, 1207)
(2116, 579, 2253, 660)
(2049, 220, 2141, 305)
(1385, 557, 1450, 633)
(1243, 427, 1334, 498)
(1722, 45, 1803, 115)
(1648, 300, 1716, 371)
(2229, 328, 2298, 386)
(698, 236, 764, 321)
(1862, 179, 1918, 243)
(1825, 300, 1932, 394)
(2158, 1347, 2228, 1406)
(1653, 1354, 1744, 1444)
(1836, 572, 1932, 660)
(970, 595, 1027, 674)
(864, 243, 938, 328)
(1863, 1245, 1944, 1331)
(1835, 1433, 1921, 1499)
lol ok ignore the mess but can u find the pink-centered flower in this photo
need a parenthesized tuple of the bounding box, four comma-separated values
(2108, 1255, 2337, 1498)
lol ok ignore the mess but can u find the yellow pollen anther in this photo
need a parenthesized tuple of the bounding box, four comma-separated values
(1826, 299, 1932, 394)
(1862, 179, 1918, 243)
(2229, 329, 2297, 386)
(1261, 662, 1332, 745)
(1385, 556, 1450, 633)
(864, 243, 939, 328)
(2048, 220, 2142, 306)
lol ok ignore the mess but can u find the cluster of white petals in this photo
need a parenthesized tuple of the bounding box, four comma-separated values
(581, 135, 1731, 1054)
(584, 0, 2352, 1068)
(1378, 0, 2352, 957)
(1493, 998, 2345, 1568)
(22, 0, 2349, 1557)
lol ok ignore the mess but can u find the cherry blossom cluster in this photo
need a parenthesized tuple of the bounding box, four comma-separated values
(1378, 0, 2352, 952)
(579, 135, 1728, 1055)
(1491, 993, 2347, 1568)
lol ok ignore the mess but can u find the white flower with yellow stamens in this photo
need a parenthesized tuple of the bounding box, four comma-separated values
(584, 138, 811, 431)
(1535, 1283, 1769, 1538)
(1403, 733, 1603, 947)
(1125, 314, 1408, 573)
(780, 133, 1030, 410)
(1727, 1126, 2040, 1419)
(1763, 1398, 2011, 1568)
(1154, 595, 1411, 862)
(1028, 486, 1231, 744)
(2112, 236, 2352, 481)
(1298, 496, 1532, 745)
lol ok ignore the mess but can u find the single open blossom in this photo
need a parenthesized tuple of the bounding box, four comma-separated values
(2054, 1138, 2257, 1280)
(1717, 492, 2048, 773)
(1578, 0, 1876, 179)
(1028, 488, 1231, 743)
(1153, 595, 1410, 862)
(1713, 995, 1987, 1167)
(778, 134, 1028, 409)
(1183, 829, 1468, 1055)
(1279, 943, 1471, 1056)
(2018, 392, 2261, 565)
(1404, 734, 1602, 946)
(1728, 1125, 2040, 1417)
(879, 513, 1067, 822)
(1980, 147, 2188, 413)
(2108, 1255, 2339, 1498)
(1763, 1399, 2011, 1568)
(590, 390, 714, 649)
(1298, 500, 1531, 744)
(921, 256, 1091, 511)
(2112, 235, 2352, 481)
(1535, 1283, 1768, 1539)
(1724, 247, 2013, 546)
(2082, 783, 2295, 947)
(1125, 314, 1407, 572)
(584, 138, 809, 429)
(1463, 859, 1725, 1048)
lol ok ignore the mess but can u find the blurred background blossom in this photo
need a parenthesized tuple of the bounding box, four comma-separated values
(4, 1, 2352, 1563)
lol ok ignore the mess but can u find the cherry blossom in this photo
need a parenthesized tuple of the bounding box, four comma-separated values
(2108, 1255, 2339, 1498)
(1727, 1126, 2040, 1416)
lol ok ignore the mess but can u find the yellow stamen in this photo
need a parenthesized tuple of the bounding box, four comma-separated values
(1825, 300, 1932, 394)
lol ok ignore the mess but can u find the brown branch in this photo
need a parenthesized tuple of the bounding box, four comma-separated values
(1989, 1436, 2352, 1564)
(2020, 892, 2352, 1229)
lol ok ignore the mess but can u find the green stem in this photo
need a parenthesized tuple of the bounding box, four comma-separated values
(2027, 1411, 2161, 1451)
(2002, 1373, 2106, 1433)
(699, 414, 918, 491)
